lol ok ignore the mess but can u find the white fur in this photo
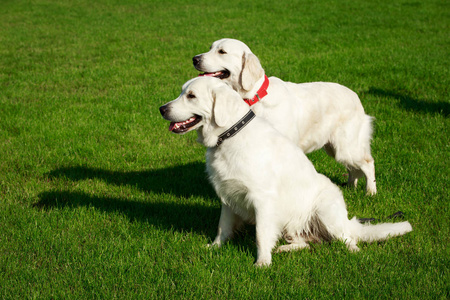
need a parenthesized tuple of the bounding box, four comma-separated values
(159, 77, 412, 267)
(193, 38, 377, 195)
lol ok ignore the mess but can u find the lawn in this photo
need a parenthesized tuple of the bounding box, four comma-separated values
(0, 0, 449, 298)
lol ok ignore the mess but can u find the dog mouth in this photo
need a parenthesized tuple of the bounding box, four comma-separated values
(168, 115, 202, 133)
(198, 69, 230, 79)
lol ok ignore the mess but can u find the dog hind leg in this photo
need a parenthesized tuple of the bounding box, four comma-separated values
(314, 185, 361, 252)
(330, 114, 377, 195)
(323, 142, 370, 195)
(347, 156, 376, 195)
(347, 167, 364, 190)
(360, 157, 376, 195)
(276, 234, 310, 253)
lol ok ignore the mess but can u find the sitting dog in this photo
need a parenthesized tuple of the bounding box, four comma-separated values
(193, 38, 377, 195)
(159, 77, 412, 266)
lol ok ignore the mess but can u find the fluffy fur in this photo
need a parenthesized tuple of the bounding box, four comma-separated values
(193, 38, 377, 195)
(159, 77, 412, 266)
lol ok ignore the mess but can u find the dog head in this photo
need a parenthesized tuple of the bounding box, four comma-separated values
(193, 39, 265, 96)
(159, 76, 250, 147)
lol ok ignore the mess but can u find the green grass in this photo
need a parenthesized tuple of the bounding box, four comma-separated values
(1, 0, 449, 298)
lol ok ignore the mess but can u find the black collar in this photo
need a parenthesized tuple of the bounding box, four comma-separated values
(216, 110, 256, 147)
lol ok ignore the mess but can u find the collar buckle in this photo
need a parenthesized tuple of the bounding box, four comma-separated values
(243, 75, 269, 106)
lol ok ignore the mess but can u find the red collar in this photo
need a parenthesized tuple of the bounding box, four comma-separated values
(243, 75, 269, 106)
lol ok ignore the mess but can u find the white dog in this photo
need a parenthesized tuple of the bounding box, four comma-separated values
(193, 38, 377, 195)
(159, 77, 412, 266)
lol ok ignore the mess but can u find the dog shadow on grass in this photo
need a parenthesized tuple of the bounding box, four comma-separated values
(44, 162, 217, 200)
(35, 189, 222, 238)
(368, 87, 449, 117)
(35, 162, 222, 237)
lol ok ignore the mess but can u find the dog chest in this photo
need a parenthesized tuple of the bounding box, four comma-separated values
(206, 149, 257, 223)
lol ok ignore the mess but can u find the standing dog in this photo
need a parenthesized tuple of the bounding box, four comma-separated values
(193, 38, 377, 195)
(159, 77, 412, 266)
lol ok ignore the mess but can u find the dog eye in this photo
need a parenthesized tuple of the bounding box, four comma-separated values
(187, 92, 196, 99)
(218, 49, 227, 54)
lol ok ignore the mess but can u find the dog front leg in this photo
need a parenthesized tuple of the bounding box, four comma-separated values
(254, 206, 280, 267)
(209, 204, 242, 248)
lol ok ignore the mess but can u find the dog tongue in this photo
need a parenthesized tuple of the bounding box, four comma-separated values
(199, 72, 221, 77)
(169, 122, 176, 131)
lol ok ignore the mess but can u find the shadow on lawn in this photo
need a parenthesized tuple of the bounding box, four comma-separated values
(45, 162, 217, 199)
(368, 87, 449, 117)
(35, 162, 220, 236)
(35, 190, 219, 236)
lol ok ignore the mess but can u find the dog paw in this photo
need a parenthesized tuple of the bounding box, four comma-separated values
(276, 243, 309, 253)
(254, 260, 271, 267)
(347, 244, 360, 252)
(254, 255, 272, 267)
(366, 189, 377, 196)
(206, 242, 221, 249)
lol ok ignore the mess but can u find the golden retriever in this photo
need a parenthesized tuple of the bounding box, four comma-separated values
(159, 77, 412, 266)
(193, 38, 377, 195)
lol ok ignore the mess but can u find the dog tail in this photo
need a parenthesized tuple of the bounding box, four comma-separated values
(351, 217, 413, 242)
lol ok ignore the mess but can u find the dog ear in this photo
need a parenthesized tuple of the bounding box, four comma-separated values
(213, 87, 232, 127)
(240, 53, 264, 91)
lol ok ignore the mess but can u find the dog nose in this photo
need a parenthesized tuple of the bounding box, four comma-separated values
(159, 105, 168, 116)
(193, 55, 201, 66)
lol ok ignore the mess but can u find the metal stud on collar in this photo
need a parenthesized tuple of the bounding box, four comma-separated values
(216, 110, 256, 147)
